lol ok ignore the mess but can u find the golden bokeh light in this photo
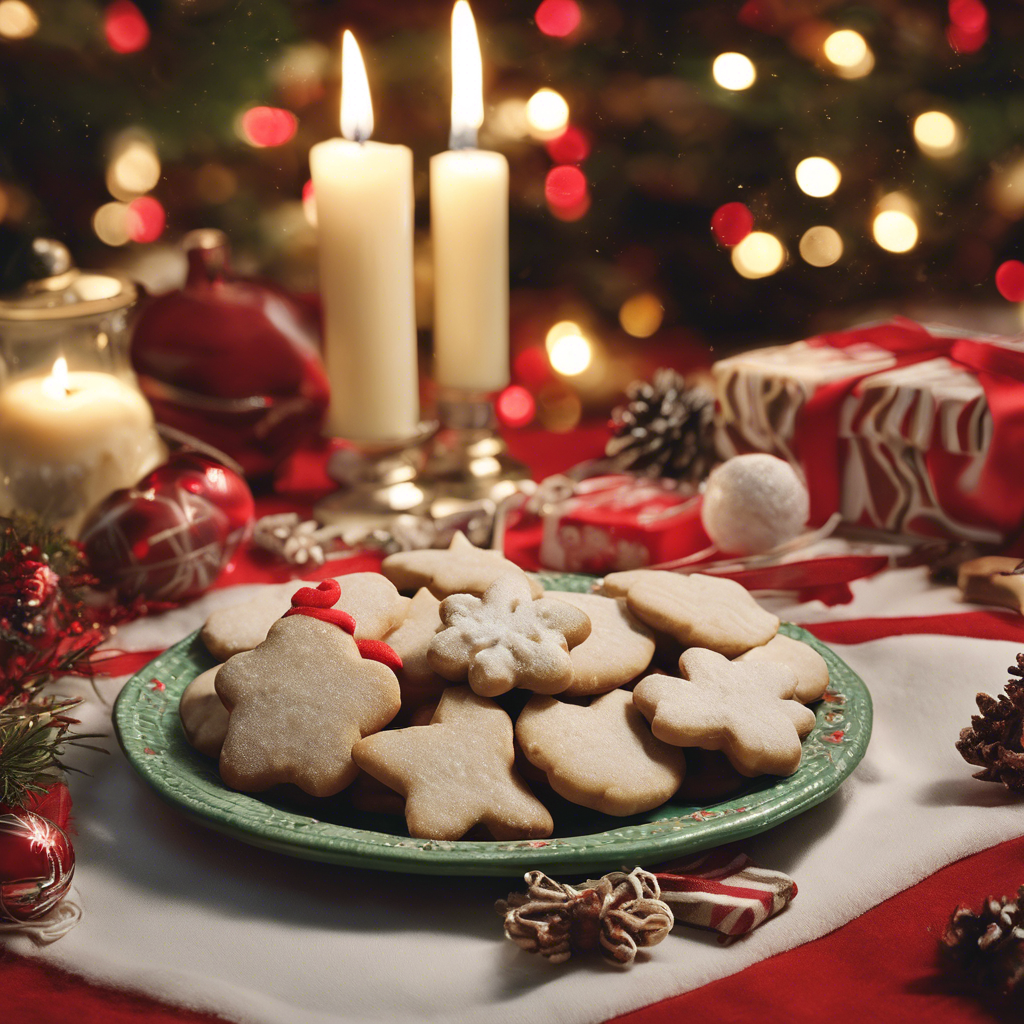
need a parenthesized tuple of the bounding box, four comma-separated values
(491, 97, 530, 140)
(545, 319, 582, 353)
(619, 293, 664, 338)
(92, 202, 131, 247)
(913, 111, 962, 158)
(872, 209, 918, 253)
(548, 327, 593, 376)
(0, 0, 38, 39)
(731, 231, 786, 279)
(795, 157, 841, 198)
(107, 138, 161, 200)
(712, 52, 756, 91)
(823, 29, 874, 78)
(799, 225, 844, 267)
(526, 88, 569, 139)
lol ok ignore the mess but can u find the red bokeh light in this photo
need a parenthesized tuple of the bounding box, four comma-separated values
(995, 260, 1024, 303)
(545, 125, 592, 165)
(104, 1, 150, 54)
(127, 196, 165, 243)
(302, 179, 315, 204)
(241, 107, 298, 148)
(711, 202, 754, 247)
(496, 385, 537, 428)
(545, 165, 588, 208)
(946, 22, 988, 52)
(513, 346, 555, 388)
(949, 0, 987, 32)
(535, 0, 581, 38)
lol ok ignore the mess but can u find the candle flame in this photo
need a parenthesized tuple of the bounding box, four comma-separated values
(450, 1, 483, 150)
(42, 356, 69, 400)
(341, 30, 373, 143)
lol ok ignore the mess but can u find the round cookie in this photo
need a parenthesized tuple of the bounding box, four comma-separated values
(179, 665, 229, 758)
(602, 569, 778, 658)
(735, 633, 829, 704)
(516, 688, 686, 816)
(551, 591, 656, 697)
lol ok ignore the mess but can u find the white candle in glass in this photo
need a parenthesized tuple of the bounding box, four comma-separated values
(0, 357, 165, 535)
(431, 1, 510, 394)
(310, 31, 420, 441)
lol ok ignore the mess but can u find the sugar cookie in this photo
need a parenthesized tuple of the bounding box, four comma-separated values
(516, 689, 687, 815)
(382, 587, 448, 711)
(957, 556, 1024, 613)
(676, 749, 748, 803)
(381, 531, 544, 599)
(633, 647, 814, 777)
(427, 575, 591, 697)
(201, 573, 409, 661)
(216, 580, 402, 797)
(735, 633, 829, 704)
(178, 665, 228, 758)
(602, 569, 778, 658)
(549, 591, 656, 697)
(351, 686, 553, 841)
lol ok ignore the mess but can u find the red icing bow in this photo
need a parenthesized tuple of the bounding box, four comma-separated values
(282, 579, 402, 669)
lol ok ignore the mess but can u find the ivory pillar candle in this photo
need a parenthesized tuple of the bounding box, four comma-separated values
(310, 31, 419, 441)
(431, 1, 510, 393)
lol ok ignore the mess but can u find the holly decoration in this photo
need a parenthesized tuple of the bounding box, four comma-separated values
(956, 653, 1024, 792)
(80, 452, 255, 604)
(605, 369, 717, 484)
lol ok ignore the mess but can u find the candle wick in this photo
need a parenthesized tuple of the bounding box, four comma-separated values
(450, 126, 478, 151)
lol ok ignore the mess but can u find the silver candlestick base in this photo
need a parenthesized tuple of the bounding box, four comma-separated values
(314, 420, 439, 533)
(420, 388, 531, 514)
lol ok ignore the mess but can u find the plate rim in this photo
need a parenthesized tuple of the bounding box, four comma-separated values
(113, 586, 872, 877)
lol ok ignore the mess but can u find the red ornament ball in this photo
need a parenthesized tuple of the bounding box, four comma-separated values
(80, 453, 254, 603)
(0, 811, 75, 923)
(711, 203, 754, 247)
(995, 260, 1024, 303)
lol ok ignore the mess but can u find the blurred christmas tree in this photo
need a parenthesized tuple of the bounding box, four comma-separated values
(1, 0, 1023, 369)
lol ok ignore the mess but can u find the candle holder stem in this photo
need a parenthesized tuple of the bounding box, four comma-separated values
(420, 387, 531, 511)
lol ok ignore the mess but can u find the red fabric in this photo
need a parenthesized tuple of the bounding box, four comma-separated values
(802, 610, 1024, 645)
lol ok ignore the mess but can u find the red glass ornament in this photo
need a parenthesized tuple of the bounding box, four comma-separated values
(0, 811, 75, 923)
(711, 203, 754, 247)
(79, 453, 254, 603)
(131, 232, 330, 480)
(995, 260, 1024, 303)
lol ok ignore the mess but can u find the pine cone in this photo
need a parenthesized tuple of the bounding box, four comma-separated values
(940, 889, 1024, 1001)
(956, 654, 1024, 792)
(606, 369, 716, 483)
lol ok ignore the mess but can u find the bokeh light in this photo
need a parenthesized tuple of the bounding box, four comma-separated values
(913, 111, 962, 157)
(823, 29, 874, 78)
(496, 385, 536, 427)
(795, 157, 841, 197)
(240, 106, 298, 148)
(548, 331, 593, 376)
(491, 98, 530, 141)
(995, 260, 1024, 303)
(799, 225, 843, 267)
(126, 196, 165, 243)
(546, 320, 583, 352)
(712, 52, 756, 91)
(195, 163, 238, 205)
(104, 0, 150, 54)
(731, 231, 785, 279)
(93, 202, 131, 246)
(535, 0, 581, 38)
(302, 179, 317, 227)
(526, 88, 570, 138)
(545, 165, 589, 220)
(107, 136, 161, 200)
(619, 293, 664, 337)
(546, 124, 591, 164)
(872, 209, 918, 253)
(711, 202, 754, 247)
(0, 0, 38, 39)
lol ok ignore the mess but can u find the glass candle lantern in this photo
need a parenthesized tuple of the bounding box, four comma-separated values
(0, 240, 167, 536)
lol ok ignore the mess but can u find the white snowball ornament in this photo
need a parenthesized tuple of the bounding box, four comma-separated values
(701, 454, 810, 555)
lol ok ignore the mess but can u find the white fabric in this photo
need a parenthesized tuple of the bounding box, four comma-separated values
(7, 574, 1024, 1024)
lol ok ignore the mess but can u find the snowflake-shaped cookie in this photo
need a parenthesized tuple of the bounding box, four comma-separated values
(632, 647, 815, 777)
(427, 575, 591, 697)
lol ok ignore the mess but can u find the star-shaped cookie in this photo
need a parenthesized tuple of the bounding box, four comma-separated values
(351, 686, 553, 840)
(602, 570, 778, 658)
(215, 614, 401, 797)
(427, 575, 591, 697)
(516, 689, 686, 815)
(381, 531, 544, 599)
(632, 647, 815, 777)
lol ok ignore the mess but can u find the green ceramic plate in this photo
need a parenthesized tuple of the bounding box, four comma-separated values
(113, 572, 871, 877)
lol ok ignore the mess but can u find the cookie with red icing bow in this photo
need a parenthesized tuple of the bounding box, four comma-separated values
(215, 579, 403, 797)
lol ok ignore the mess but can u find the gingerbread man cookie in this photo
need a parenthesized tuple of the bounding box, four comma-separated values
(633, 647, 815, 777)
(215, 580, 402, 797)
(516, 689, 686, 815)
(601, 570, 778, 658)
(381, 531, 544, 599)
(351, 686, 553, 841)
(178, 665, 229, 758)
(735, 633, 829, 704)
(427, 575, 591, 697)
(202, 573, 409, 662)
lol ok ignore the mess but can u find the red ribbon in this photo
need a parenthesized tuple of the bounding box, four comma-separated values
(795, 318, 1024, 535)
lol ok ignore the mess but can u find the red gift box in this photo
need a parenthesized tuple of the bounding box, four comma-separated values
(713, 319, 1024, 544)
(538, 474, 709, 574)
